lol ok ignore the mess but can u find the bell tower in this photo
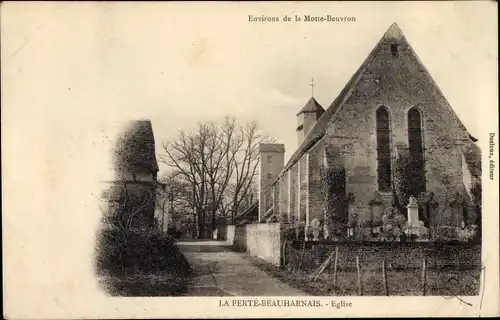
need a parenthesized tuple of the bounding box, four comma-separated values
(297, 80, 324, 145)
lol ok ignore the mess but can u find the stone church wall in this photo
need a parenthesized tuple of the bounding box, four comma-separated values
(288, 165, 297, 221)
(322, 132, 376, 225)
(258, 30, 480, 234)
(299, 156, 308, 223)
(278, 173, 289, 220)
(321, 34, 479, 228)
(307, 141, 326, 224)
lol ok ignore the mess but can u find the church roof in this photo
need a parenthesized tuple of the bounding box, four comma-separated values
(237, 202, 259, 219)
(297, 97, 325, 115)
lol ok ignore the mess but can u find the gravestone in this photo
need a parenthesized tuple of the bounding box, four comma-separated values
(323, 221, 330, 240)
(369, 191, 384, 226)
(310, 218, 321, 241)
(407, 195, 419, 227)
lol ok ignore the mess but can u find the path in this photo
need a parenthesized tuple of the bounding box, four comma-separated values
(177, 240, 307, 296)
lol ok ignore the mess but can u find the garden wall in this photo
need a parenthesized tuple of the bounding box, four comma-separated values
(227, 222, 480, 271)
(225, 225, 235, 246)
(246, 223, 282, 266)
(229, 223, 282, 266)
(232, 225, 247, 252)
(285, 240, 481, 271)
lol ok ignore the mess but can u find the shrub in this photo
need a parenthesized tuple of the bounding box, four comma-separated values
(358, 220, 372, 228)
(456, 225, 478, 243)
(167, 227, 183, 239)
(279, 213, 290, 223)
(283, 223, 297, 240)
(94, 227, 191, 277)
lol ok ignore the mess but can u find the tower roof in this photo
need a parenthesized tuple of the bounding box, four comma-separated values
(297, 97, 325, 116)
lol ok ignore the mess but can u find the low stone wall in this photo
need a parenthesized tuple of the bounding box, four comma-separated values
(228, 223, 282, 266)
(233, 225, 247, 252)
(285, 240, 481, 271)
(227, 223, 480, 270)
(246, 223, 282, 266)
(225, 225, 236, 246)
(218, 225, 227, 240)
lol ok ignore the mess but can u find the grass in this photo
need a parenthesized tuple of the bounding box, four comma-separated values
(246, 255, 481, 296)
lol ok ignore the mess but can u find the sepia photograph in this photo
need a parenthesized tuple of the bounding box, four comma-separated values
(2, 1, 498, 318)
(95, 22, 483, 298)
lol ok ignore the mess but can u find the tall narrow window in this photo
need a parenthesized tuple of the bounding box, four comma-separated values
(376, 106, 392, 192)
(408, 107, 426, 193)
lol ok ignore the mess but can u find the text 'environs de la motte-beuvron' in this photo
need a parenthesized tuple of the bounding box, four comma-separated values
(248, 15, 356, 23)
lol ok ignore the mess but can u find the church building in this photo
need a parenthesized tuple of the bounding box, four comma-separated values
(251, 23, 481, 240)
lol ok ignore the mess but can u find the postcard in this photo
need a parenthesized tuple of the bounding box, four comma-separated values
(2, 1, 498, 318)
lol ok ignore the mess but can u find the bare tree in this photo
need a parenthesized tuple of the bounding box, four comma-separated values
(160, 116, 273, 237)
(223, 120, 272, 223)
(156, 171, 195, 236)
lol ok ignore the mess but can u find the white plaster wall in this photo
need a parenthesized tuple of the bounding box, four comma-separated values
(246, 223, 282, 266)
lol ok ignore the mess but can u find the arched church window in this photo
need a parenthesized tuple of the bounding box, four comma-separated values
(376, 106, 392, 192)
(408, 107, 426, 192)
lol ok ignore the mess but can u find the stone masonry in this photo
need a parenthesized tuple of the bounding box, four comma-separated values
(255, 23, 481, 241)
